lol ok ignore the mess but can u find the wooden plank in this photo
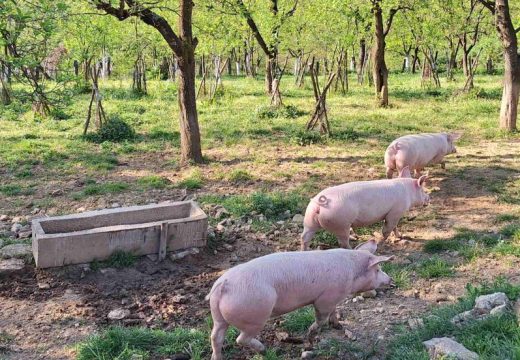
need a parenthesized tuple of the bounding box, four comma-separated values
(159, 221, 168, 262)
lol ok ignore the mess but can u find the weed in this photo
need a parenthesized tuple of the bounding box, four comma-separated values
(72, 182, 128, 200)
(227, 169, 253, 183)
(417, 257, 454, 279)
(137, 175, 170, 189)
(281, 306, 314, 334)
(178, 169, 204, 190)
(382, 262, 412, 289)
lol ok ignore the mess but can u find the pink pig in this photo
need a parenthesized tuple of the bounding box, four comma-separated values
(207, 240, 393, 360)
(300, 174, 429, 250)
(384, 132, 461, 178)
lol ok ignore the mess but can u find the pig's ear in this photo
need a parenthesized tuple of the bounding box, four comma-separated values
(355, 240, 378, 254)
(416, 175, 428, 187)
(368, 255, 395, 268)
(448, 132, 462, 141)
(398, 166, 411, 178)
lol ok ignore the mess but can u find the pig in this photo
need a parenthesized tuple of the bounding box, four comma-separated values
(384, 132, 462, 179)
(206, 240, 393, 360)
(300, 173, 429, 250)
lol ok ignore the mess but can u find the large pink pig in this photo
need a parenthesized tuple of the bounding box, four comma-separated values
(206, 240, 393, 360)
(384, 132, 461, 178)
(301, 174, 429, 250)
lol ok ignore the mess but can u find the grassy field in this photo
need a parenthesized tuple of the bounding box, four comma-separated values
(2, 71, 520, 360)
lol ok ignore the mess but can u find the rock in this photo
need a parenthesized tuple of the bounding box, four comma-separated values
(0, 244, 32, 259)
(408, 318, 424, 330)
(38, 282, 51, 290)
(352, 296, 364, 303)
(451, 310, 475, 325)
(216, 224, 225, 232)
(107, 308, 130, 320)
(230, 254, 239, 262)
(130, 354, 143, 360)
(169, 247, 200, 261)
(17, 230, 32, 239)
(361, 289, 377, 298)
(146, 254, 158, 261)
(423, 337, 478, 360)
(258, 214, 266, 222)
(51, 189, 64, 197)
(375, 307, 384, 314)
(514, 299, 520, 325)
(344, 329, 357, 340)
(0, 215, 8, 221)
(215, 207, 229, 220)
(222, 244, 234, 251)
(490, 304, 509, 316)
(433, 283, 445, 293)
(275, 331, 289, 342)
(172, 295, 188, 304)
(31, 208, 40, 215)
(282, 210, 291, 219)
(168, 354, 190, 360)
(11, 216, 22, 223)
(301, 351, 315, 359)
(111, 203, 120, 208)
(10, 223, 22, 234)
(292, 214, 304, 223)
(0, 258, 25, 275)
(474, 292, 509, 313)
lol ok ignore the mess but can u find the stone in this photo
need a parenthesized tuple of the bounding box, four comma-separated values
(408, 318, 424, 330)
(0, 244, 32, 259)
(10, 223, 22, 234)
(172, 295, 188, 304)
(375, 307, 384, 314)
(107, 308, 130, 320)
(490, 304, 509, 316)
(168, 355, 190, 360)
(0, 258, 25, 275)
(17, 231, 32, 239)
(170, 247, 200, 261)
(275, 331, 289, 342)
(51, 189, 64, 197)
(474, 292, 509, 313)
(216, 224, 225, 232)
(361, 289, 377, 298)
(292, 214, 304, 223)
(215, 207, 229, 220)
(344, 329, 357, 340)
(423, 337, 478, 360)
(451, 310, 475, 326)
(352, 296, 364, 303)
(32, 208, 40, 215)
(301, 351, 315, 359)
(111, 203, 120, 208)
(0, 215, 9, 221)
(222, 243, 234, 251)
(38, 282, 51, 290)
(130, 354, 143, 360)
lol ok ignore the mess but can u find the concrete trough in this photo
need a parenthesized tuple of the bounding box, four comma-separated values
(32, 201, 208, 268)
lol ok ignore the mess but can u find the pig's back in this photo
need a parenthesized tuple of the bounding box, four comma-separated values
(318, 179, 410, 224)
(219, 250, 364, 312)
(393, 133, 448, 167)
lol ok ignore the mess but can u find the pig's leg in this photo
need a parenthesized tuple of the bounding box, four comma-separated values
(441, 161, 446, 169)
(301, 227, 317, 251)
(333, 228, 351, 249)
(386, 167, 394, 179)
(414, 168, 422, 177)
(210, 320, 229, 360)
(393, 227, 402, 238)
(382, 212, 402, 241)
(236, 329, 266, 354)
(328, 309, 341, 329)
(307, 297, 339, 344)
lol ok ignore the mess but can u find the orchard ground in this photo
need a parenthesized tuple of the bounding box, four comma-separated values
(1, 71, 520, 359)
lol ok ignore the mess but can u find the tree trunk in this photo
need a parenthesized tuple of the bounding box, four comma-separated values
(462, 50, 471, 77)
(412, 46, 420, 73)
(372, 7, 388, 107)
(265, 56, 274, 94)
(177, 46, 203, 163)
(357, 39, 366, 84)
(500, 47, 519, 130)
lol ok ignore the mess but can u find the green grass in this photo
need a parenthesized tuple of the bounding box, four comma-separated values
(0, 184, 33, 196)
(387, 278, 520, 360)
(495, 214, 519, 223)
(91, 251, 137, 271)
(417, 256, 455, 279)
(311, 230, 338, 248)
(177, 169, 204, 190)
(281, 306, 315, 334)
(137, 175, 170, 189)
(76, 326, 210, 360)
(227, 169, 253, 182)
(200, 191, 305, 220)
(382, 262, 412, 289)
(72, 181, 129, 200)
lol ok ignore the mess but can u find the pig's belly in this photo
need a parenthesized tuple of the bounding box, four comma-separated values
(351, 211, 388, 227)
(270, 296, 316, 317)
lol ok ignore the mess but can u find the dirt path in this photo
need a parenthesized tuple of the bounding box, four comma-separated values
(1, 140, 519, 359)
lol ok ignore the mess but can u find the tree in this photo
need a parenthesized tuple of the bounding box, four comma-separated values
(91, 0, 203, 163)
(479, 0, 519, 131)
(370, 0, 409, 107)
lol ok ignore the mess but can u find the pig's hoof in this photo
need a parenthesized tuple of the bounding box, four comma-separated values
(331, 322, 342, 330)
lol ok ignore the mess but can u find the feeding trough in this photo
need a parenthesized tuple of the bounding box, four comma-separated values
(31, 200, 208, 268)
